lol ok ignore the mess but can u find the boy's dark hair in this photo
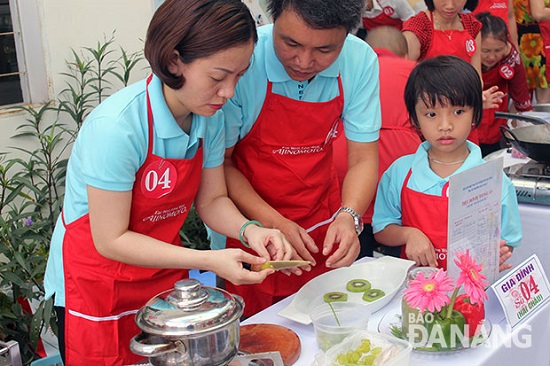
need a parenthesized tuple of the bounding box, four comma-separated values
(476, 11, 509, 44)
(266, 0, 363, 33)
(145, 0, 257, 90)
(404, 55, 483, 128)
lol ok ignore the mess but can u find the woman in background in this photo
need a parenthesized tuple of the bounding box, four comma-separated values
(476, 12, 532, 156)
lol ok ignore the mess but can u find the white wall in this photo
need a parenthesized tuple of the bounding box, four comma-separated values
(0, 1, 154, 155)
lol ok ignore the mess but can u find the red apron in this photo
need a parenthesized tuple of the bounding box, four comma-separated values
(424, 12, 477, 62)
(471, 0, 509, 27)
(63, 75, 203, 365)
(362, 13, 403, 30)
(400, 169, 449, 269)
(478, 65, 511, 144)
(226, 78, 344, 317)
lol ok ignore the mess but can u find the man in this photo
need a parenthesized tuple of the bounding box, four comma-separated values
(222, 0, 381, 316)
(334, 26, 422, 258)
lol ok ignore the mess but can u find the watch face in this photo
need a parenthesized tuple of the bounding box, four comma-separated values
(356, 218, 364, 235)
(338, 207, 364, 235)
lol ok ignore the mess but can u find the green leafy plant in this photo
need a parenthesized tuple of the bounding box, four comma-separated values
(0, 34, 146, 364)
(180, 206, 210, 250)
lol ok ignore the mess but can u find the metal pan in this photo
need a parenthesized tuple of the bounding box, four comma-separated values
(500, 123, 550, 166)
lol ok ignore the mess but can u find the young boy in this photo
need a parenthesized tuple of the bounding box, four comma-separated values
(372, 55, 522, 271)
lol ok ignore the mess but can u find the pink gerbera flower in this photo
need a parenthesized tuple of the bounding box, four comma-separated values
(403, 269, 454, 312)
(454, 250, 488, 304)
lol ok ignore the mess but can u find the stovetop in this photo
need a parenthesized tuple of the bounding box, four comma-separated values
(488, 149, 550, 205)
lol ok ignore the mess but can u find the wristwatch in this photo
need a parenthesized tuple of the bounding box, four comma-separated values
(336, 206, 364, 235)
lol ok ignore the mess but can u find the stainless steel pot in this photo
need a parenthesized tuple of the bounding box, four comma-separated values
(130, 278, 244, 366)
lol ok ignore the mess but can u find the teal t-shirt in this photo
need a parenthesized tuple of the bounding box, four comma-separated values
(44, 75, 225, 306)
(372, 141, 523, 248)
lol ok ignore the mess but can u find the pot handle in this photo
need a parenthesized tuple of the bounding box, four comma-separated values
(129, 332, 186, 357)
(499, 125, 531, 158)
(499, 125, 520, 144)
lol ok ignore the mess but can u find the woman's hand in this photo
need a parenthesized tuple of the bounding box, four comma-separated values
(483, 86, 505, 109)
(210, 248, 275, 285)
(243, 224, 294, 262)
(499, 239, 513, 272)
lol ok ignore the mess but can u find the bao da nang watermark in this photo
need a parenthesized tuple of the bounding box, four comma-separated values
(405, 314, 532, 349)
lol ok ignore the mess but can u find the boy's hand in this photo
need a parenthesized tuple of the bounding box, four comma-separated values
(405, 228, 438, 267)
(499, 239, 513, 272)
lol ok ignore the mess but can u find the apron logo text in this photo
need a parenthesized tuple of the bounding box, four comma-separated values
(272, 145, 325, 155)
(143, 204, 188, 223)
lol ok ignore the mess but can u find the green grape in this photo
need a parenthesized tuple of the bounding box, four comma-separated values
(360, 338, 372, 347)
(356, 341, 371, 354)
(361, 354, 376, 366)
(371, 346, 383, 356)
(336, 353, 348, 365)
(348, 350, 361, 363)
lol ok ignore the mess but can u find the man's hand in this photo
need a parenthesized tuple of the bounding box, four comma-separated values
(322, 213, 360, 268)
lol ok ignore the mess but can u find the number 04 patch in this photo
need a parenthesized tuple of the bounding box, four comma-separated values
(141, 160, 177, 199)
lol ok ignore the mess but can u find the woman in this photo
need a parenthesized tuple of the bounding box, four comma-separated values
(43, 0, 292, 364)
(476, 12, 532, 156)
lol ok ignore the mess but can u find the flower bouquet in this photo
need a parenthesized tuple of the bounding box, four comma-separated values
(392, 250, 489, 351)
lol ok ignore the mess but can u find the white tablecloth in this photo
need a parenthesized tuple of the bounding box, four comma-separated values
(508, 203, 550, 275)
(243, 257, 550, 366)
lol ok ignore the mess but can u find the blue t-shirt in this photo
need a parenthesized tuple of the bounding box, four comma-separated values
(372, 141, 522, 247)
(209, 25, 383, 251)
(44, 75, 225, 306)
(223, 24, 382, 148)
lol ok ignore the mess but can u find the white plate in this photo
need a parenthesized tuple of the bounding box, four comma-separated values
(277, 256, 415, 324)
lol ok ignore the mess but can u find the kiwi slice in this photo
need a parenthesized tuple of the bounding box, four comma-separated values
(323, 291, 348, 303)
(346, 279, 372, 293)
(362, 288, 385, 302)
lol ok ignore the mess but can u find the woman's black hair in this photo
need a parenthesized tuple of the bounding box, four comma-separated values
(145, 0, 257, 90)
(404, 55, 483, 128)
(475, 11, 509, 43)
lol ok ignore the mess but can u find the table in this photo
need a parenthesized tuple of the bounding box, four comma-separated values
(243, 258, 550, 366)
(509, 203, 550, 275)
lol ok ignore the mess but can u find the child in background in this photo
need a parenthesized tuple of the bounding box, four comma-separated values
(401, 0, 482, 76)
(476, 12, 532, 156)
(401, 0, 507, 125)
(372, 56, 522, 271)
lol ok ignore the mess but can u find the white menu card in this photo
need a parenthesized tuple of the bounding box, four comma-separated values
(447, 158, 503, 284)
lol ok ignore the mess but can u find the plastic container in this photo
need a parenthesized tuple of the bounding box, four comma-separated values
(310, 302, 371, 351)
(313, 330, 412, 366)
(401, 267, 439, 334)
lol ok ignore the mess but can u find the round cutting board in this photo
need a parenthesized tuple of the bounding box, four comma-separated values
(239, 323, 301, 365)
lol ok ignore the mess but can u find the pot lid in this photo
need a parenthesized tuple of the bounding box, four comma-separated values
(135, 278, 244, 337)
